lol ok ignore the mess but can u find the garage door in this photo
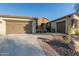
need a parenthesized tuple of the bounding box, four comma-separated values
(57, 21, 65, 33)
(6, 20, 32, 34)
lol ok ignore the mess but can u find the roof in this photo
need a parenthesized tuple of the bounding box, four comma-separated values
(47, 13, 75, 24)
(40, 17, 48, 20)
(0, 14, 37, 20)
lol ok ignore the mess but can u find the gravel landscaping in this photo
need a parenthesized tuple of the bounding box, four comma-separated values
(37, 34, 79, 56)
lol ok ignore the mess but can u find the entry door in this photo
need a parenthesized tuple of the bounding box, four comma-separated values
(57, 21, 65, 33)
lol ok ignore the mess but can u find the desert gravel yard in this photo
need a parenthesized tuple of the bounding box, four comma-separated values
(0, 34, 45, 56)
(37, 33, 79, 56)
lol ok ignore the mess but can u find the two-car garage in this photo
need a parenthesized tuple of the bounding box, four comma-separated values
(0, 15, 37, 35)
(6, 20, 32, 34)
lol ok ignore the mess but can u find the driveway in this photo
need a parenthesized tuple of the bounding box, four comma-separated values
(0, 34, 45, 56)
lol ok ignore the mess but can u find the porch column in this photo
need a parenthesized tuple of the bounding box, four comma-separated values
(65, 17, 72, 34)
(77, 19, 79, 28)
(32, 20, 36, 34)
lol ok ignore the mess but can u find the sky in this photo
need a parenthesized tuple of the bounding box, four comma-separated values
(0, 3, 75, 21)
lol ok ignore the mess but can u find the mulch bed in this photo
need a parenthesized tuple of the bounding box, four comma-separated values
(38, 36, 79, 56)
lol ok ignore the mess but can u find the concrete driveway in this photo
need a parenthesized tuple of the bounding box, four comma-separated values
(0, 34, 45, 56)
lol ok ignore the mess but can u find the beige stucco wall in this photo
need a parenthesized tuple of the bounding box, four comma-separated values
(2, 17, 33, 21)
(73, 14, 79, 28)
(0, 18, 6, 35)
(32, 20, 36, 33)
(65, 17, 72, 33)
(51, 22, 57, 32)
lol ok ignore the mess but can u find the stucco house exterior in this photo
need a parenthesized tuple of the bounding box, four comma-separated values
(0, 15, 37, 35)
(46, 13, 79, 34)
(37, 17, 48, 26)
(37, 17, 48, 32)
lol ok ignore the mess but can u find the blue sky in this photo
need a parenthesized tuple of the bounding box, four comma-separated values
(0, 3, 75, 21)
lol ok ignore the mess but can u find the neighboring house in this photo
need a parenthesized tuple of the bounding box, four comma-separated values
(37, 17, 48, 32)
(47, 13, 79, 34)
(0, 15, 37, 35)
(38, 17, 48, 26)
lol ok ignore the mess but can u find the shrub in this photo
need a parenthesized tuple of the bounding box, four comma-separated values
(64, 35, 72, 43)
(67, 26, 72, 35)
(64, 26, 72, 43)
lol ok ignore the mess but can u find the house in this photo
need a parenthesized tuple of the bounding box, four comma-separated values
(0, 15, 37, 35)
(37, 17, 48, 32)
(38, 17, 48, 26)
(47, 13, 79, 34)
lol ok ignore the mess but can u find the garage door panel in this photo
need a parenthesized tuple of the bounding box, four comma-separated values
(6, 21, 32, 34)
(57, 21, 65, 33)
